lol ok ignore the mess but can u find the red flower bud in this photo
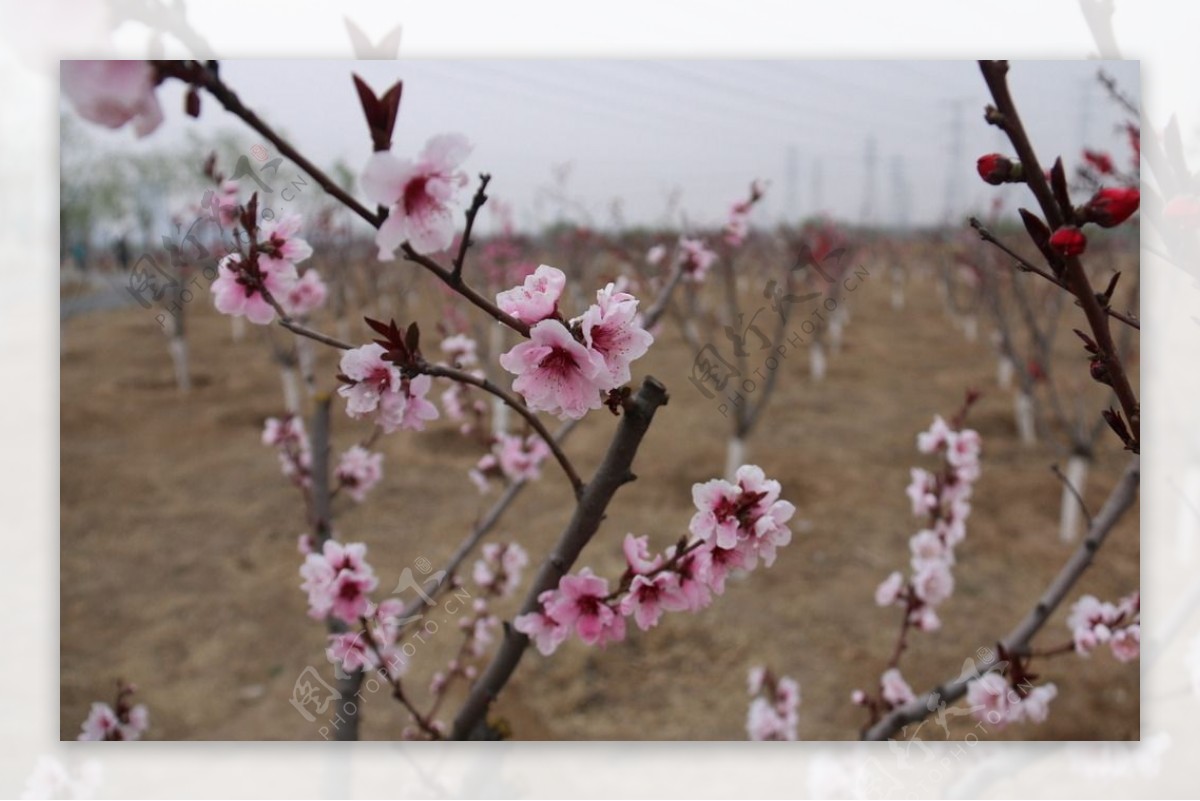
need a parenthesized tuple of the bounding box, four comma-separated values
(1083, 187, 1140, 228)
(1049, 226, 1087, 257)
(976, 153, 1020, 185)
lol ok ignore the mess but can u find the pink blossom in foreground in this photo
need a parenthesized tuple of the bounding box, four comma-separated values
(258, 212, 314, 270)
(746, 668, 800, 741)
(61, 60, 163, 137)
(622, 533, 663, 574)
(282, 269, 328, 317)
(576, 282, 655, 389)
(335, 445, 384, 503)
(523, 466, 795, 656)
(543, 569, 626, 647)
(619, 572, 689, 631)
(337, 346, 439, 433)
(337, 344, 402, 417)
(211, 253, 297, 325)
(300, 540, 378, 625)
(499, 319, 606, 419)
(513, 591, 570, 656)
(361, 133, 471, 258)
(496, 264, 566, 324)
(678, 237, 717, 282)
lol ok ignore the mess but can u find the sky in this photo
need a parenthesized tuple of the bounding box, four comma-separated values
(67, 59, 1140, 234)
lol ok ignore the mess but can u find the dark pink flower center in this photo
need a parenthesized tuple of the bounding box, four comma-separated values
(403, 175, 432, 216)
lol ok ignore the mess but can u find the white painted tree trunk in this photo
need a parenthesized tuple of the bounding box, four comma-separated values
(725, 435, 746, 481)
(891, 285, 905, 310)
(336, 317, 352, 347)
(828, 313, 845, 354)
(962, 315, 978, 343)
(1058, 454, 1091, 542)
(810, 342, 827, 381)
(168, 337, 191, 393)
(997, 356, 1014, 389)
(231, 315, 246, 342)
(1014, 391, 1037, 445)
(280, 366, 301, 414)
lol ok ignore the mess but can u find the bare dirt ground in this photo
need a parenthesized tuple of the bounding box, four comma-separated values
(60, 253, 1139, 741)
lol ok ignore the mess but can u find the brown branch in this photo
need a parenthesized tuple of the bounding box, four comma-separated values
(452, 174, 491, 282)
(158, 60, 382, 229)
(394, 421, 581, 626)
(1051, 462, 1095, 529)
(978, 61, 1140, 449)
(450, 376, 670, 739)
(969, 218, 1140, 331)
(401, 243, 531, 336)
(863, 456, 1139, 740)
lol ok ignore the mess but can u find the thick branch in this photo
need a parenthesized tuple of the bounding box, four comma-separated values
(450, 377, 670, 739)
(863, 456, 1139, 740)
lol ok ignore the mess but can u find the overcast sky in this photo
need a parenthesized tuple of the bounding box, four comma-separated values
(70, 59, 1139, 233)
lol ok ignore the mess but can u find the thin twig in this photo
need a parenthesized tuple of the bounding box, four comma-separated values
(452, 174, 492, 282)
(1051, 462, 1095, 529)
(969, 217, 1140, 331)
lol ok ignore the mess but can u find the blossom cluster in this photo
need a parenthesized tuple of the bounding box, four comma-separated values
(299, 540, 408, 677)
(336, 344, 439, 433)
(514, 465, 795, 655)
(77, 683, 149, 741)
(211, 213, 325, 325)
(746, 666, 800, 741)
(875, 414, 983, 633)
(965, 672, 1058, 728)
(1066, 591, 1140, 662)
(497, 266, 655, 419)
(469, 432, 553, 492)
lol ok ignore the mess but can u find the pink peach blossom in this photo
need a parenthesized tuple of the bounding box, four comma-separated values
(61, 60, 163, 137)
(499, 319, 606, 419)
(282, 269, 328, 317)
(361, 133, 471, 258)
(619, 572, 689, 631)
(576, 282, 654, 389)
(514, 590, 570, 656)
(495, 264, 566, 324)
(544, 569, 625, 647)
(211, 253, 298, 325)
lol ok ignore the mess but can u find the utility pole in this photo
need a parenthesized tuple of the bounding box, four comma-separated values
(890, 155, 911, 230)
(860, 135, 878, 225)
(940, 98, 970, 224)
